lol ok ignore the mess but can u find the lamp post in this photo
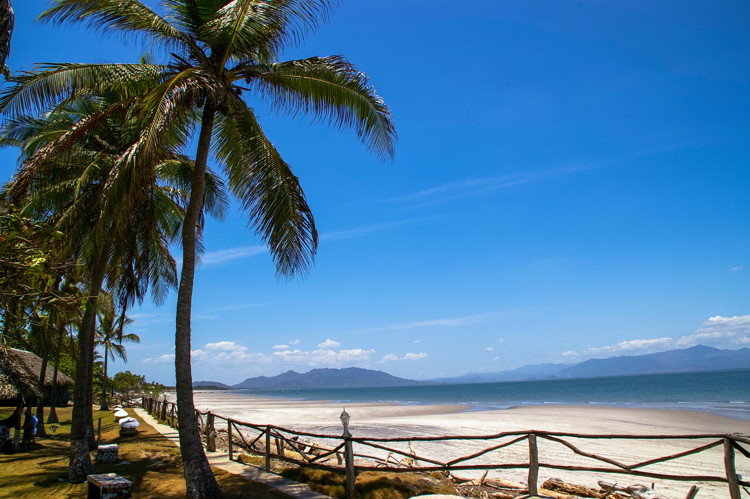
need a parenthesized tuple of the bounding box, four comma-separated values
(340, 408, 355, 498)
(340, 408, 351, 437)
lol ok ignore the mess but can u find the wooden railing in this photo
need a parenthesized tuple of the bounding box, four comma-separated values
(142, 397, 750, 499)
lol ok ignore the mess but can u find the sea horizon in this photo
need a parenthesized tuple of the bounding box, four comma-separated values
(208, 369, 750, 421)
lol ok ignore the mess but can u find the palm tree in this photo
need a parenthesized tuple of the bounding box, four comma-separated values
(0, 0, 12, 71)
(2, 2, 395, 495)
(95, 293, 138, 411)
(1, 94, 227, 481)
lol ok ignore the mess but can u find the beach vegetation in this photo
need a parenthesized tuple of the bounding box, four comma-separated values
(0, 405, 289, 498)
(281, 467, 458, 499)
(0, 1, 396, 495)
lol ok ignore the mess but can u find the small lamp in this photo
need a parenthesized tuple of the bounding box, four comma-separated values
(340, 408, 351, 437)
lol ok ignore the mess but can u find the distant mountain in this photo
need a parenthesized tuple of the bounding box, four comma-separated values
(433, 363, 575, 384)
(192, 380, 231, 389)
(431, 346, 750, 384)
(232, 367, 429, 389)
(557, 345, 750, 378)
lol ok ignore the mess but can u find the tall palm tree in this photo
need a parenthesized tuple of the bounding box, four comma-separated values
(95, 293, 138, 411)
(1, 94, 227, 481)
(0, 0, 12, 71)
(2, 2, 395, 495)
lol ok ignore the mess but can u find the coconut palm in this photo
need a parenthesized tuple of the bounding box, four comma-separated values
(1, 94, 227, 480)
(0, 0, 12, 71)
(2, 2, 395, 495)
(95, 293, 138, 411)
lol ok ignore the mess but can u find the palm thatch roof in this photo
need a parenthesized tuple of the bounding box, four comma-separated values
(0, 347, 43, 401)
(0, 347, 74, 400)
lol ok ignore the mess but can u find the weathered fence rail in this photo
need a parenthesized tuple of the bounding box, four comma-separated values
(142, 397, 749, 498)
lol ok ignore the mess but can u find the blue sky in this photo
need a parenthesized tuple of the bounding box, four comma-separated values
(3, 1, 749, 384)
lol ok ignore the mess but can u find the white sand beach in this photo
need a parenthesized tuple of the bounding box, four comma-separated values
(182, 391, 750, 498)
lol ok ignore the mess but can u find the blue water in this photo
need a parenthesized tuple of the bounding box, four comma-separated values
(232, 369, 750, 420)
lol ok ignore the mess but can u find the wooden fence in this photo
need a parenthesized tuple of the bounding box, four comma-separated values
(142, 397, 750, 498)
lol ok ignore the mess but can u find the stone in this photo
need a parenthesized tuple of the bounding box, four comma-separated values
(96, 444, 119, 463)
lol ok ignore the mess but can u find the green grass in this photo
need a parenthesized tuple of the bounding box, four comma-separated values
(0, 406, 289, 498)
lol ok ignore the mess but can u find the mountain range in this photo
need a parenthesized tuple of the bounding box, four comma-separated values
(193, 345, 750, 390)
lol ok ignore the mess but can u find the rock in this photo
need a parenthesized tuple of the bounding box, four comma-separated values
(96, 444, 118, 463)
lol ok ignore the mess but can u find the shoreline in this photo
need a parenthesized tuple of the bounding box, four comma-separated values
(188, 387, 750, 422)
(176, 390, 750, 499)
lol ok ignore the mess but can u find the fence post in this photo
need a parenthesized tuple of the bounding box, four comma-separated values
(265, 427, 272, 471)
(96, 417, 102, 446)
(161, 397, 168, 421)
(207, 412, 216, 452)
(528, 433, 539, 497)
(724, 438, 741, 499)
(227, 420, 233, 461)
(344, 436, 356, 499)
(685, 485, 699, 499)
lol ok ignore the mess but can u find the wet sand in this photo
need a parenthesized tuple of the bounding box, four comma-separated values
(183, 391, 750, 498)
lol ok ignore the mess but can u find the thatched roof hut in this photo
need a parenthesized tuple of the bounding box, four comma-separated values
(0, 347, 73, 402)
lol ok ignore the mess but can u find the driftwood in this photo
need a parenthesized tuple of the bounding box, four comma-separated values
(543, 478, 628, 499)
(598, 480, 669, 499)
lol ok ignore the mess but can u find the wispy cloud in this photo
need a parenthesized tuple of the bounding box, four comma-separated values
(199, 245, 267, 266)
(388, 149, 671, 205)
(288, 339, 301, 345)
(371, 313, 495, 331)
(272, 344, 289, 350)
(730, 266, 745, 272)
(321, 219, 429, 241)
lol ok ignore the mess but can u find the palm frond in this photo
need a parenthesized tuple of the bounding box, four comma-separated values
(39, 0, 191, 52)
(242, 55, 396, 159)
(214, 97, 317, 277)
(0, 63, 164, 118)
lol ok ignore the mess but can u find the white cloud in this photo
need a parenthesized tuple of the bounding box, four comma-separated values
(272, 344, 289, 350)
(205, 341, 247, 352)
(561, 314, 750, 360)
(200, 245, 267, 266)
(273, 348, 374, 366)
(318, 339, 341, 348)
(676, 315, 750, 348)
(379, 352, 428, 363)
(484, 347, 494, 351)
(288, 339, 301, 345)
(730, 266, 744, 272)
(142, 353, 175, 365)
(413, 340, 422, 344)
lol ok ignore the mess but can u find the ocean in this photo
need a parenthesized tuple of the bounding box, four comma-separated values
(229, 369, 750, 420)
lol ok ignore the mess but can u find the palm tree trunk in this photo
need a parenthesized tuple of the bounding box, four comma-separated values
(100, 347, 109, 410)
(85, 306, 97, 450)
(68, 245, 108, 483)
(174, 101, 222, 499)
(35, 352, 48, 438)
(48, 320, 66, 424)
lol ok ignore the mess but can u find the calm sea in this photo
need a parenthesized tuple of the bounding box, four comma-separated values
(232, 369, 750, 420)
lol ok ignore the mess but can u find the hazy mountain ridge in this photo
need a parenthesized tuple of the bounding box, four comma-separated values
(192, 346, 750, 389)
(435, 345, 750, 384)
(231, 367, 430, 389)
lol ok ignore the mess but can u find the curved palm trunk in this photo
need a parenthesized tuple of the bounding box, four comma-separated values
(174, 102, 222, 498)
(100, 346, 109, 411)
(35, 352, 48, 437)
(69, 246, 108, 482)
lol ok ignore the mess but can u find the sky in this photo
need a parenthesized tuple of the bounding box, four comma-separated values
(2, 1, 749, 384)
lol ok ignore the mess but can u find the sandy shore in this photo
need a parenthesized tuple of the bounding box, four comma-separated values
(181, 391, 750, 498)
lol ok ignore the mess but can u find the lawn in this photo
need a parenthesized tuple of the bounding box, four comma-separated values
(0, 406, 289, 498)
